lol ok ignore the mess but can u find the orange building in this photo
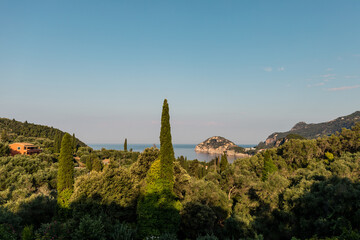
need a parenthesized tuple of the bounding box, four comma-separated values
(9, 143, 42, 156)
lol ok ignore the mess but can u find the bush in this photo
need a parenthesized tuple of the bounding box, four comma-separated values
(144, 233, 178, 240)
(70, 166, 139, 222)
(180, 202, 216, 239)
(0, 143, 10, 157)
(196, 234, 218, 240)
(16, 195, 57, 228)
(224, 216, 250, 240)
(0, 224, 17, 240)
(73, 215, 106, 240)
(21, 225, 34, 240)
(159, 233, 178, 240)
(0, 207, 22, 231)
(35, 221, 64, 240)
(109, 222, 136, 240)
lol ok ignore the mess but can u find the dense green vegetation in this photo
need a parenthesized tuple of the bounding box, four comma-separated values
(0, 143, 10, 157)
(1, 107, 360, 239)
(0, 118, 86, 152)
(259, 111, 360, 149)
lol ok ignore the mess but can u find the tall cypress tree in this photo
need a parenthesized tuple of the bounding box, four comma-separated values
(54, 133, 63, 153)
(124, 138, 128, 151)
(220, 152, 228, 173)
(137, 99, 181, 237)
(57, 133, 74, 211)
(214, 156, 220, 172)
(57, 133, 74, 192)
(72, 133, 77, 153)
(160, 99, 175, 185)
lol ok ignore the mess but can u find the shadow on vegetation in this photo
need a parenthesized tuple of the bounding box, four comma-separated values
(0, 194, 138, 239)
(17, 195, 57, 229)
(70, 194, 137, 223)
(247, 176, 360, 240)
(1, 176, 360, 239)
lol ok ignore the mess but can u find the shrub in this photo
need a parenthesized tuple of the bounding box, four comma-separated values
(109, 222, 136, 240)
(21, 225, 34, 240)
(35, 221, 64, 240)
(196, 234, 218, 240)
(73, 215, 106, 240)
(0, 224, 17, 240)
(159, 233, 178, 240)
(180, 202, 216, 239)
(0, 143, 10, 157)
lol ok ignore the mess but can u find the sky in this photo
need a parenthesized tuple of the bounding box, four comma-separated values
(1, 1, 360, 144)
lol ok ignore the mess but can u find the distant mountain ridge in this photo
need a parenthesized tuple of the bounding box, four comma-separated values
(260, 111, 360, 148)
(0, 117, 87, 147)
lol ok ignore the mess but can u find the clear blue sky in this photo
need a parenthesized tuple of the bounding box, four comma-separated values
(1, 1, 359, 144)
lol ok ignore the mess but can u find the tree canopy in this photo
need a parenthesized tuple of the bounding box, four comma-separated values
(1, 116, 360, 240)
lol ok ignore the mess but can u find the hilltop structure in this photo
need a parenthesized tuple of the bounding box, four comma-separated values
(9, 142, 42, 156)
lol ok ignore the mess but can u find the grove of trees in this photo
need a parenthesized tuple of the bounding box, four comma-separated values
(0, 105, 360, 239)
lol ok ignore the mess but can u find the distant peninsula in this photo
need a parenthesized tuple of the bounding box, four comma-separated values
(195, 136, 251, 157)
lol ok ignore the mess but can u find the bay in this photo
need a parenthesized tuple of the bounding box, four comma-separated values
(88, 143, 256, 162)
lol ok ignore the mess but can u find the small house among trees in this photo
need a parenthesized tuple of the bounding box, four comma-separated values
(9, 142, 42, 156)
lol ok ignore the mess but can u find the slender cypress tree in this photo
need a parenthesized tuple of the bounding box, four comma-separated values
(57, 133, 74, 213)
(124, 138, 128, 151)
(54, 133, 63, 153)
(72, 133, 77, 153)
(137, 99, 181, 237)
(57, 133, 74, 193)
(159, 99, 175, 185)
(214, 156, 220, 171)
(220, 152, 228, 173)
(86, 157, 93, 171)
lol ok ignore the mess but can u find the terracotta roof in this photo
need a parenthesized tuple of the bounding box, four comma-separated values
(102, 159, 110, 165)
(9, 142, 36, 147)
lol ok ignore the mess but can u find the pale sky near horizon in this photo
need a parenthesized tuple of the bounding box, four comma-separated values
(1, 1, 360, 144)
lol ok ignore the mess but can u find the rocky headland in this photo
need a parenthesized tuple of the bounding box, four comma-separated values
(195, 136, 251, 157)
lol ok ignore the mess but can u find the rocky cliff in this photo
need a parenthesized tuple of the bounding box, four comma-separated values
(195, 136, 250, 157)
(260, 111, 360, 148)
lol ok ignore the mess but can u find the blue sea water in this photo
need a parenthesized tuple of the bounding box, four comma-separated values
(88, 143, 256, 162)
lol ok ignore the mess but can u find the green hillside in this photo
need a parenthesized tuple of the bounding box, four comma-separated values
(0, 117, 87, 148)
(260, 111, 360, 148)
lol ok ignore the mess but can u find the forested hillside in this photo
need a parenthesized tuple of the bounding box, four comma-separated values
(0, 121, 360, 239)
(259, 111, 360, 148)
(0, 118, 86, 152)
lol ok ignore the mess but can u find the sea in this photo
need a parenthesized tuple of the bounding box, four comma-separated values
(88, 144, 256, 163)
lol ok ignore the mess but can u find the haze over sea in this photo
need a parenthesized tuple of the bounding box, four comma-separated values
(88, 143, 256, 162)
